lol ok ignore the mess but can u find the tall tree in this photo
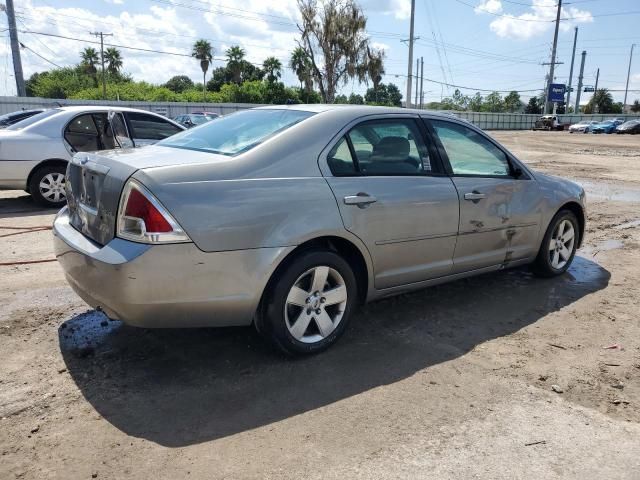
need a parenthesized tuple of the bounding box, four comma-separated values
(164, 75, 194, 93)
(226, 45, 246, 84)
(483, 91, 505, 112)
(80, 47, 99, 86)
(524, 97, 542, 114)
(192, 40, 213, 101)
(468, 92, 483, 112)
(263, 57, 283, 84)
(104, 47, 123, 75)
(631, 99, 640, 113)
(361, 46, 385, 102)
(289, 46, 312, 91)
(586, 88, 614, 114)
(297, 0, 372, 103)
(504, 91, 522, 113)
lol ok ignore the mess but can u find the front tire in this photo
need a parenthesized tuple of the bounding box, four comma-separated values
(532, 210, 579, 277)
(260, 250, 358, 356)
(29, 164, 67, 208)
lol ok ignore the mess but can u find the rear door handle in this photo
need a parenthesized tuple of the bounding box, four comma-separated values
(344, 194, 377, 206)
(464, 192, 487, 201)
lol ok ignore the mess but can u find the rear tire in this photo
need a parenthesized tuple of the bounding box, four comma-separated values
(29, 164, 67, 208)
(259, 250, 358, 356)
(532, 210, 579, 278)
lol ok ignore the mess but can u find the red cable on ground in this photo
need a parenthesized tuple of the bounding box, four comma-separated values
(0, 259, 57, 266)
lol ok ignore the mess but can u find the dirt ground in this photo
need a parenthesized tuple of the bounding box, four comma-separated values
(1, 130, 639, 479)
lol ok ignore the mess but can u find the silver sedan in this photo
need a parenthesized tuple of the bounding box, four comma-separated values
(53, 105, 586, 355)
(0, 106, 184, 207)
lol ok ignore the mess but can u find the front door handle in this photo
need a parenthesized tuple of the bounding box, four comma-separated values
(464, 191, 487, 202)
(344, 193, 377, 207)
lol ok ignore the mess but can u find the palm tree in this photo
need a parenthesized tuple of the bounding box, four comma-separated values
(80, 47, 99, 86)
(289, 47, 309, 90)
(263, 57, 282, 84)
(192, 39, 213, 101)
(226, 46, 246, 84)
(588, 88, 614, 114)
(104, 47, 123, 75)
(365, 47, 385, 102)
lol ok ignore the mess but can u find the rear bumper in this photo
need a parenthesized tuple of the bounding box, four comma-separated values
(53, 207, 293, 328)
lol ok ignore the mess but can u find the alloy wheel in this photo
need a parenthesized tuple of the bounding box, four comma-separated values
(39, 173, 66, 203)
(284, 266, 348, 344)
(549, 219, 575, 269)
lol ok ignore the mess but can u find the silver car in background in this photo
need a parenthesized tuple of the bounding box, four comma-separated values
(0, 106, 184, 207)
(568, 120, 599, 133)
(54, 105, 585, 355)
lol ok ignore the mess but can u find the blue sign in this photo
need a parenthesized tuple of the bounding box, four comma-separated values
(548, 83, 566, 102)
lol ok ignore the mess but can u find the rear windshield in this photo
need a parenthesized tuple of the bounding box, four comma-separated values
(6, 109, 61, 130)
(158, 109, 314, 156)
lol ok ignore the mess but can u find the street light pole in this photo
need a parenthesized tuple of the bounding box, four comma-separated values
(623, 44, 635, 112)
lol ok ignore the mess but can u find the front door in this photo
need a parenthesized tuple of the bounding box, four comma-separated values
(427, 119, 542, 273)
(323, 117, 460, 290)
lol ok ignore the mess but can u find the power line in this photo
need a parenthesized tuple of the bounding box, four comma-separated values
(19, 41, 62, 68)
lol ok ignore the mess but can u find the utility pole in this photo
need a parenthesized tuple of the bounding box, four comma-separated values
(566, 27, 578, 112)
(544, 0, 563, 114)
(2, 0, 26, 96)
(415, 57, 419, 107)
(623, 44, 635, 112)
(405, 0, 416, 108)
(575, 50, 586, 113)
(593, 68, 600, 113)
(419, 57, 424, 109)
(90, 31, 113, 100)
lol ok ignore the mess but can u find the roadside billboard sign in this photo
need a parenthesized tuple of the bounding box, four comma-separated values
(548, 84, 566, 102)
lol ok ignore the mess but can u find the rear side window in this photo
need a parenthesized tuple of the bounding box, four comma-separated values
(159, 109, 314, 156)
(126, 112, 182, 140)
(431, 120, 510, 177)
(67, 114, 98, 134)
(327, 119, 432, 176)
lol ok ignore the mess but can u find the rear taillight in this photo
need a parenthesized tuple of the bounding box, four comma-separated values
(117, 180, 190, 244)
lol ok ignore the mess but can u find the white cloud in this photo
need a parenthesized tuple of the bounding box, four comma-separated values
(361, 0, 411, 21)
(476, 0, 594, 40)
(474, 0, 502, 15)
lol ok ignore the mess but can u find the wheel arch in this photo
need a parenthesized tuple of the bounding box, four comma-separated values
(559, 201, 585, 248)
(26, 158, 68, 193)
(255, 235, 372, 331)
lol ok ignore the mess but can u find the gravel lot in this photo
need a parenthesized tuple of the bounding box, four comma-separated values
(1, 131, 639, 479)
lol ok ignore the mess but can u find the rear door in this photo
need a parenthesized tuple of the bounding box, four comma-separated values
(426, 118, 542, 273)
(323, 116, 460, 290)
(124, 112, 183, 147)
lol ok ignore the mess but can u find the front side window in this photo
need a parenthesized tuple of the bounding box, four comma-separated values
(347, 119, 431, 175)
(159, 109, 314, 156)
(431, 120, 511, 177)
(125, 112, 182, 140)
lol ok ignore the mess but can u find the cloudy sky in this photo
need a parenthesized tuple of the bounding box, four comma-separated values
(1, 0, 639, 104)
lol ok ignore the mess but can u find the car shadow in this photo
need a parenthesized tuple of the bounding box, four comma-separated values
(0, 193, 58, 220)
(59, 256, 609, 447)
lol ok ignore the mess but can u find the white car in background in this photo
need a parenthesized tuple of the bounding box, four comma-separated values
(568, 120, 599, 133)
(0, 106, 185, 207)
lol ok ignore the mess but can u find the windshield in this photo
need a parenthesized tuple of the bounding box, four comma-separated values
(190, 115, 209, 125)
(6, 109, 62, 130)
(159, 109, 314, 156)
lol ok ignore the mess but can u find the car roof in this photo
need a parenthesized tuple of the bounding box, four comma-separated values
(254, 104, 472, 120)
(56, 105, 167, 114)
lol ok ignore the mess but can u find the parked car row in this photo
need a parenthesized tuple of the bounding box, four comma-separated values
(568, 118, 639, 134)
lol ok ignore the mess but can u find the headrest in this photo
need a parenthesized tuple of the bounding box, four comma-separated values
(372, 136, 410, 160)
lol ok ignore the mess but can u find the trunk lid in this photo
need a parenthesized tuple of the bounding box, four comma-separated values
(66, 145, 220, 245)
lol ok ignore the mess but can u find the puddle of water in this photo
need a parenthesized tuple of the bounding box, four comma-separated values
(614, 219, 640, 230)
(572, 179, 640, 203)
(580, 239, 624, 257)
